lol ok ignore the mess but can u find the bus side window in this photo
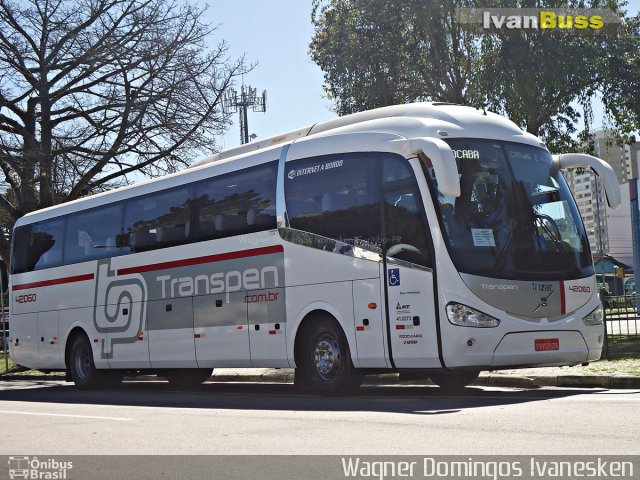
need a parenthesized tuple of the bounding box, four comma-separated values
(64, 204, 123, 263)
(11, 225, 33, 274)
(383, 190, 431, 267)
(123, 186, 191, 252)
(382, 155, 431, 267)
(284, 153, 381, 251)
(191, 161, 277, 241)
(12, 220, 65, 273)
(32, 219, 65, 270)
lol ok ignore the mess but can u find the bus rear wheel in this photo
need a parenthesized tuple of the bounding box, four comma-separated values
(68, 335, 123, 389)
(297, 318, 363, 396)
(429, 370, 480, 392)
(164, 368, 213, 388)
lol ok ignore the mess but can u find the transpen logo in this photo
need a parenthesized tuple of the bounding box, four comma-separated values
(93, 259, 147, 359)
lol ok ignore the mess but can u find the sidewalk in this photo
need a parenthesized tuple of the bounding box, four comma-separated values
(206, 367, 640, 389)
(3, 366, 639, 389)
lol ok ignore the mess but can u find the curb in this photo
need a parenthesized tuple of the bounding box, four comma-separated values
(1, 372, 639, 389)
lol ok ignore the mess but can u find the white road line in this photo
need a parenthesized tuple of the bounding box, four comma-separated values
(0, 410, 132, 421)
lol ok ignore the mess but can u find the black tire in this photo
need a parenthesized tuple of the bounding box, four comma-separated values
(296, 317, 363, 396)
(429, 370, 480, 392)
(293, 368, 311, 391)
(164, 368, 213, 388)
(68, 334, 123, 389)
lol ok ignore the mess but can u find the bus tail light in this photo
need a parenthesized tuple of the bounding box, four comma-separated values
(446, 303, 500, 328)
(582, 305, 604, 326)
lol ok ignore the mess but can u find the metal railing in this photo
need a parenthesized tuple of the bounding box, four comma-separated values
(603, 296, 640, 357)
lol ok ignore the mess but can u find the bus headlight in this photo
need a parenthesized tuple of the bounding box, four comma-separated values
(582, 305, 604, 326)
(446, 303, 500, 328)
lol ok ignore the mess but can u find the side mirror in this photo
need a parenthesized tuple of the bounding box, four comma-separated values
(553, 153, 621, 209)
(390, 137, 460, 197)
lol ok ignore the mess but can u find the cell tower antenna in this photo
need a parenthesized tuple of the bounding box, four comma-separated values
(222, 85, 267, 144)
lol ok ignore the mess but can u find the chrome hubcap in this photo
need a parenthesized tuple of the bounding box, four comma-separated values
(74, 344, 90, 381)
(314, 335, 340, 380)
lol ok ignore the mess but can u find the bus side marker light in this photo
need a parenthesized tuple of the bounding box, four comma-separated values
(356, 326, 365, 331)
(269, 330, 277, 335)
(137, 332, 144, 341)
(236, 325, 243, 330)
(368, 303, 377, 310)
(194, 333, 202, 339)
(396, 325, 405, 330)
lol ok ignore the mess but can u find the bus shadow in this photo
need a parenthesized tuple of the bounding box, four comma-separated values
(0, 379, 608, 416)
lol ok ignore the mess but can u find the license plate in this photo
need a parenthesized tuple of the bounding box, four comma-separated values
(535, 338, 559, 351)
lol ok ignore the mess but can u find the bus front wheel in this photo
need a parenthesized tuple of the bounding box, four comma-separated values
(429, 370, 480, 392)
(297, 318, 363, 396)
(68, 335, 123, 389)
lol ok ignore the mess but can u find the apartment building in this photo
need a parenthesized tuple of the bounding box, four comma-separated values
(563, 130, 639, 266)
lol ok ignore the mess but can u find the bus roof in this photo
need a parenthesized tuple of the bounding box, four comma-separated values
(16, 102, 542, 226)
(190, 102, 543, 167)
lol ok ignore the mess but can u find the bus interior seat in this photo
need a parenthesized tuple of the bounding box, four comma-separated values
(186, 220, 216, 240)
(286, 200, 321, 219)
(215, 214, 247, 236)
(36, 249, 62, 268)
(130, 231, 157, 251)
(392, 193, 416, 211)
(321, 193, 364, 212)
(247, 208, 276, 227)
(156, 226, 185, 244)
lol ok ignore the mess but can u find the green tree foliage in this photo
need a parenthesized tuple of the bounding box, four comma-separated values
(602, 12, 640, 136)
(310, 0, 633, 151)
(0, 0, 245, 263)
(310, 0, 484, 115)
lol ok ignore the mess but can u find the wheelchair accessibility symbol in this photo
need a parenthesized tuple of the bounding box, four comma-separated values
(388, 268, 400, 286)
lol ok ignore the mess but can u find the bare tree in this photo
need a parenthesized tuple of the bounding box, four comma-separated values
(0, 0, 246, 263)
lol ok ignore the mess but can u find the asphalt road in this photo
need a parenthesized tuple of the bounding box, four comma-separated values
(0, 380, 638, 455)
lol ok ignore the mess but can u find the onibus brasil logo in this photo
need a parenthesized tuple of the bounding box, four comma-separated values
(8, 456, 72, 479)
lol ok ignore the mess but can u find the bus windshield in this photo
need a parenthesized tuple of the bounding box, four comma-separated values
(425, 139, 593, 281)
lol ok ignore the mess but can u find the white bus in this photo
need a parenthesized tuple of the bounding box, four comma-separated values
(9, 103, 621, 394)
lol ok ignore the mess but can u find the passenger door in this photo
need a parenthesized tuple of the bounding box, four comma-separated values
(382, 177, 440, 368)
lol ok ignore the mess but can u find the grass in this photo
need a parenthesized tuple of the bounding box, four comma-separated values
(0, 352, 64, 376)
(604, 334, 640, 359)
(579, 359, 640, 376)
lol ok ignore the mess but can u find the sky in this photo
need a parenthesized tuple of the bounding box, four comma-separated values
(208, 0, 640, 152)
(207, 1, 334, 151)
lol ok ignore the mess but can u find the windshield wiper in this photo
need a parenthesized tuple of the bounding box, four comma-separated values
(534, 213, 578, 270)
(494, 181, 532, 275)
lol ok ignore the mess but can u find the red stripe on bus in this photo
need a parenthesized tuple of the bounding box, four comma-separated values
(12, 273, 95, 291)
(116, 245, 284, 276)
(560, 280, 566, 315)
